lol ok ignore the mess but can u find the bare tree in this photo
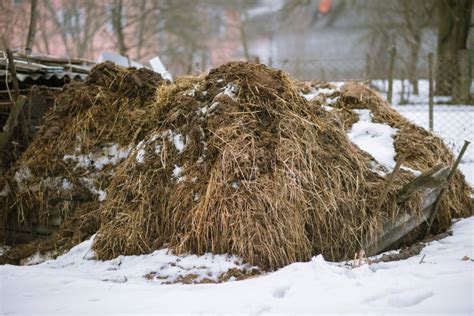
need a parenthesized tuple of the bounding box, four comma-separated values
(42, 0, 107, 59)
(358, 0, 436, 94)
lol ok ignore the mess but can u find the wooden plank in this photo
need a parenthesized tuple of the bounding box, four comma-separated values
(397, 165, 449, 203)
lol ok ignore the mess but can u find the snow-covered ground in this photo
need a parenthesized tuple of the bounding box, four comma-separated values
(1, 217, 473, 315)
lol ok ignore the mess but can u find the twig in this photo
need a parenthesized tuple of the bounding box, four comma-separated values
(419, 254, 426, 264)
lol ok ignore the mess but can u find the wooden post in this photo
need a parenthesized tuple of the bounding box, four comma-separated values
(387, 46, 396, 104)
(364, 53, 371, 80)
(6, 49, 20, 100)
(0, 95, 27, 152)
(428, 53, 434, 131)
(424, 140, 471, 236)
(400, 72, 406, 104)
(374, 156, 405, 214)
(458, 49, 470, 103)
(6, 48, 29, 141)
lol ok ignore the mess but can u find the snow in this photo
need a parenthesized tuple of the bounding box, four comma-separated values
(2, 217, 473, 314)
(172, 165, 185, 183)
(135, 148, 146, 163)
(172, 133, 185, 153)
(13, 167, 32, 183)
(134, 130, 185, 162)
(217, 83, 238, 102)
(14, 236, 256, 285)
(347, 109, 421, 176)
(61, 178, 73, 190)
(154, 144, 162, 155)
(134, 140, 146, 163)
(64, 144, 130, 170)
(347, 109, 398, 170)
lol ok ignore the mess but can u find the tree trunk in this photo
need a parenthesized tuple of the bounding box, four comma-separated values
(112, 0, 127, 56)
(407, 34, 421, 95)
(136, 0, 146, 60)
(25, 0, 39, 51)
(435, 0, 472, 98)
(239, 3, 250, 61)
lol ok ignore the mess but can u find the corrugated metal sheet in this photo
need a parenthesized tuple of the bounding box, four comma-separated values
(0, 70, 88, 82)
(0, 52, 93, 85)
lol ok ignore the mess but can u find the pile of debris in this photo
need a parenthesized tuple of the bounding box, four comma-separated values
(1, 62, 471, 272)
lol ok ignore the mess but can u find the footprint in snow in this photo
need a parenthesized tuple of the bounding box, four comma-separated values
(272, 285, 290, 299)
(387, 290, 434, 308)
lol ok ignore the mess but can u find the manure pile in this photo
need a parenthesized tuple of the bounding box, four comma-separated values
(1, 62, 471, 270)
(92, 62, 446, 269)
(0, 62, 166, 261)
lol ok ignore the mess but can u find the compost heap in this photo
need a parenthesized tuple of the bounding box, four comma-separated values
(90, 61, 466, 270)
(0, 62, 166, 262)
(299, 80, 472, 231)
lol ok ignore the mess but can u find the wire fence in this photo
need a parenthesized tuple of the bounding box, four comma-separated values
(275, 50, 474, 163)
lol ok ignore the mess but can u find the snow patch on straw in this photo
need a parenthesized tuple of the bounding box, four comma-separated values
(172, 165, 185, 183)
(64, 144, 130, 170)
(172, 133, 185, 153)
(348, 109, 421, 176)
(215, 83, 238, 102)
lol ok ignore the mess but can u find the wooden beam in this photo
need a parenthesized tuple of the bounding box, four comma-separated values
(0, 95, 27, 151)
(363, 164, 450, 257)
